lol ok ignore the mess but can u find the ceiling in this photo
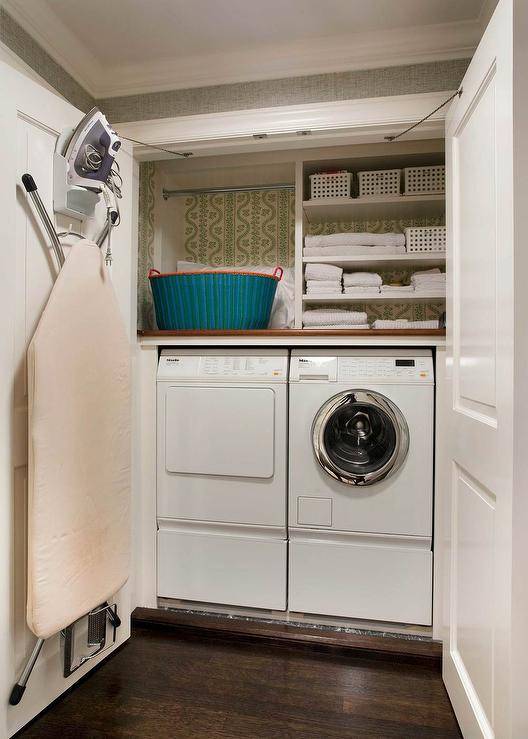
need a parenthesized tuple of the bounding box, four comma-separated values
(4, 0, 496, 99)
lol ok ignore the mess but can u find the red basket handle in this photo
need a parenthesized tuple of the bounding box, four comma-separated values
(148, 269, 161, 278)
(273, 267, 283, 281)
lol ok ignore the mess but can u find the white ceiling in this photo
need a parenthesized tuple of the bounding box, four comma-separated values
(4, 0, 496, 98)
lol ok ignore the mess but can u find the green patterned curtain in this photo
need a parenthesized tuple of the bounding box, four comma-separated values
(183, 189, 295, 267)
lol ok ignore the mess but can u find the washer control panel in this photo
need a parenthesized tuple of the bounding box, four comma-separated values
(290, 355, 433, 383)
(338, 356, 433, 382)
(158, 352, 288, 381)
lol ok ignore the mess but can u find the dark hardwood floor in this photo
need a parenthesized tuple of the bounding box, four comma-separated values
(18, 625, 461, 738)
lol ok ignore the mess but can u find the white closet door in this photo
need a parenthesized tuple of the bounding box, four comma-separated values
(443, 1, 528, 736)
(0, 61, 136, 737)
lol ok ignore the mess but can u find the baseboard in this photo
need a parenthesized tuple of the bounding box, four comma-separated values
(132, 607, 442, 667)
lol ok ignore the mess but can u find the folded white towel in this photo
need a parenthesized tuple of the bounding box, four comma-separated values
(303, 309, 368, 326)
(305, 232, 405, 248)
(343, 287, 381, 296)
(413, 285, 446, 292)
(306, 283, 342, 294)
(343, 272, 382, 287)
(380, 285, 414, 293)
(304, 245, 406, 257)
(304, 263, 343, 281)
(305, 324, 371, 330)
(411, 268, 442, 277)
(306, 293, 343, 298)
(414, 284, 446, 290)
(411, 268, 445, 285)
(412, 274, 446, 282)
(305, 279, 342, 289)
(372, 319, 440, 329)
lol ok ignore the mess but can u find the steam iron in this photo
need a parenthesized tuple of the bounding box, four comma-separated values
(59, 107, 121, 192)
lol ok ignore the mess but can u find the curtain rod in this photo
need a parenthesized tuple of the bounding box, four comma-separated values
(162, 183, 295, 199)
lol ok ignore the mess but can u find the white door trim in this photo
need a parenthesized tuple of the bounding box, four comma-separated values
(118, 91, 453, 160)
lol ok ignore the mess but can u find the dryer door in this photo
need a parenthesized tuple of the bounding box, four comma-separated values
(312, 390, 409, 486)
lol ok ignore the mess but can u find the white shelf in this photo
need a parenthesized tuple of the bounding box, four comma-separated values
(303, 252, 445, 270)
(302, 194, 445, 223)
(302, 292, 445, 304)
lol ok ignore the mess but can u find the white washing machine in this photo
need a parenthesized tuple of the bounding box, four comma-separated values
(157, 349, 288, 610)
(288, 349, 434, 625)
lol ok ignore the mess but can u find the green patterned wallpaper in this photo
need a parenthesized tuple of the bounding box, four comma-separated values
(137, 162, 156, 330)
(183, 189, 295, 267)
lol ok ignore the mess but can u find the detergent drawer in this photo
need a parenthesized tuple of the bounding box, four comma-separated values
(158, 521, 287, 611)
(289, 529, 432, 625)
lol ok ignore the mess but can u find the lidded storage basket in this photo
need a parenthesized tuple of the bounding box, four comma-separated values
(405, 226, 446, 252)
(404, 165, 445, 195)
(358, 169, 401, 197)
(310, 171, 352, 199)
(148, 268, 282, 330)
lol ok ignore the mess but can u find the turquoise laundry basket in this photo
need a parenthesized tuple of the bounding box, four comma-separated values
(148, 267, 283, 330)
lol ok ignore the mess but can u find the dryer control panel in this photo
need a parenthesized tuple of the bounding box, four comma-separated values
(290, 355, 433, 384)
(158, 351, 288, 382)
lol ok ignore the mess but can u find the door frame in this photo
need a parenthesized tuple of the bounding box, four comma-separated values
(118, 91, 452, 160)
(129, 92, 451, 627)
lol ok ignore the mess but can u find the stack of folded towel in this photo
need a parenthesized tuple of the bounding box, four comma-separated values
(304, 232, 406, 257)
(411, 268, 446, 296)
(372, 319, 440, 330)
(342, 272, 381, 297)
(380, 284, 413, 293)
(304, 263, 343, 295)
(303, 308, 369, 330)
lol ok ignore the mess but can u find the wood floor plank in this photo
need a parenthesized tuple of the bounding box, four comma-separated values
(17, 626, 460, 738)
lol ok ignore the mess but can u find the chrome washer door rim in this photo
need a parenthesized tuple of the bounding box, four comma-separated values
(311, 389, 409, 486)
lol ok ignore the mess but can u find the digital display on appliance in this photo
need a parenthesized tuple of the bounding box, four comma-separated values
(395, 359, 415, 367)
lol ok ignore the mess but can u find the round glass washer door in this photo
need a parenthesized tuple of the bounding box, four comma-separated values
(311, 389, 409, 486)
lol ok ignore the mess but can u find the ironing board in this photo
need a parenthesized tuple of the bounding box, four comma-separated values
(26, 240, 130, 640)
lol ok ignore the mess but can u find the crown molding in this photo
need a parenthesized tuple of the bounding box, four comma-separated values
(95, 20, 478, 98)
(4, 1, 478, 99)
(2, 0, 103, 96)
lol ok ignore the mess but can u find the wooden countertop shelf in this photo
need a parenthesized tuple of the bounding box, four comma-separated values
(138, 329, 446, 337)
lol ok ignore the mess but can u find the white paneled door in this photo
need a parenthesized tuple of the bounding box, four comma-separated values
(444, 0, 528, 736)
(0, 62, 137, 737)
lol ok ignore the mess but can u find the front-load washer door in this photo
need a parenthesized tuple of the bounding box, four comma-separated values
(165, 386, 274, 478)
(312, 390, 409, 486)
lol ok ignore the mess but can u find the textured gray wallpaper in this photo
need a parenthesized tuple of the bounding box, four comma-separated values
(1, 7, 469, 127)
(0, 8, 95, 112)
(99, 58, 469, 124)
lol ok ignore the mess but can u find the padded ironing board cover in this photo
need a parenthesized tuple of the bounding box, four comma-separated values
(26, 240, 130, 639)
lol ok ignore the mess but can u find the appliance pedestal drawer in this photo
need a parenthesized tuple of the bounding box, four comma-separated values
(289, 530, 432, 625)
(158, 521, 287, 611)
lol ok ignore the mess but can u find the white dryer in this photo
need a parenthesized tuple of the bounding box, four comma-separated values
(157, 349, 288, 610)
(288, 349, 434, 625)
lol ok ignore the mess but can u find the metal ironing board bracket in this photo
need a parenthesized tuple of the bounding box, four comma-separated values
(21, 174, 113, 268)
(9, 602, 121, 705)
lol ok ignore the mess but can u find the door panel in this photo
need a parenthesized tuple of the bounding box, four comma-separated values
(165, 386, 275, 478)
(456, 69, 497, 413)
(452, 466, 495, 720)
(0, 61, 136, 737)
(444, 1, 514, 736)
